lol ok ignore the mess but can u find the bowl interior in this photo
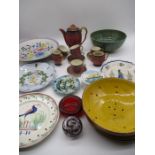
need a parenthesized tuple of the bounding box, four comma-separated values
(91, 29, 126, 43)
(82, 78, 135, 135)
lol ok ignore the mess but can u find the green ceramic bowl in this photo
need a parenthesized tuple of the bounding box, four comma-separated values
(91, 29, 127, 53)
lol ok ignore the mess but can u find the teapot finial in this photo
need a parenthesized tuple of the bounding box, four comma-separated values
(67, 24, 80, 31)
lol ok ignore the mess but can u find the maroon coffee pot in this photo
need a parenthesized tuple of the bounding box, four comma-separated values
(59, 24, 88, 47)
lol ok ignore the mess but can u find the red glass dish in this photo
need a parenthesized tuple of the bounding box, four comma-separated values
(59, 95, 83, 116)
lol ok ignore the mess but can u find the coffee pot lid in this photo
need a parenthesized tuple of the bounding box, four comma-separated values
(67, 24, 80, 31)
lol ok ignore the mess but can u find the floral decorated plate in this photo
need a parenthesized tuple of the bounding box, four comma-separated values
(52, 75, 80, 95)
(19, 39, 58, 62)
(81, 70, 103, 85)
(19, 93, 59, 148)
(19, 62, 55, 92)
(100, 60, 135, 81)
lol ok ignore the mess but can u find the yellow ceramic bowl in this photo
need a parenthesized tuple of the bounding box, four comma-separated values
(82, 78, 135, 138)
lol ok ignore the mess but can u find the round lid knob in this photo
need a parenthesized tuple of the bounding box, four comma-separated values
(67, 24, 80, 31)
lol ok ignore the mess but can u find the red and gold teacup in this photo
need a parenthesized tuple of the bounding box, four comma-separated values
(70, 59, 84, 73)
(90, 51, 106, 66)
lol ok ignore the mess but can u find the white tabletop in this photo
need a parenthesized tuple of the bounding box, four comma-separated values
(19, 32, 135, 155)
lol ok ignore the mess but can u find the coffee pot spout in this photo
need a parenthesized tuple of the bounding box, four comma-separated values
(59, 28, 67, 40)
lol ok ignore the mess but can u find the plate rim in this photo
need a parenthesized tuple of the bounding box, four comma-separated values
(100, 60, 135, 81)
(19, 38, 59, 62)
(100, 60, 135, 71)
(19, 62, 56, 92)
(19, 92, 60, 149)
(90, 29, 127, 43)
(81, 70, 102, 85)
(52, 75, 80, 95)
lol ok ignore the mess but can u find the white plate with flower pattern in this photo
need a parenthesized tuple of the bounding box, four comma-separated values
(19, 93, 59, 148)
(52, 75, 80, 95)
(100, 60, 135, 81)
(19, 39, 58, 62)
(19, 62, 56, 92)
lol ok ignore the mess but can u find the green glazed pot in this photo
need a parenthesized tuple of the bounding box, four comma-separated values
(91, 29, 127, 53)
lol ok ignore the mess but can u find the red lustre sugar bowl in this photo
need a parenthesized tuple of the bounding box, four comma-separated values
(59, 95, 83, 116)
(51, 49, 63, 65)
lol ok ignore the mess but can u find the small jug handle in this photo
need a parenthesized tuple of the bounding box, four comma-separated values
(80, 27, 88, 45)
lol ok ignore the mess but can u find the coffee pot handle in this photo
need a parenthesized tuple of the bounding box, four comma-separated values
(80, 27, 88, 45)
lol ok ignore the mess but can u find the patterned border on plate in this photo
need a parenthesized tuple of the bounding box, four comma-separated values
(19, 62, 56, 92)
(100, 60, 135, 82)
(19, 39, 58, 62)
(19, 93, 59, 148)
(52, 75, 80, 95)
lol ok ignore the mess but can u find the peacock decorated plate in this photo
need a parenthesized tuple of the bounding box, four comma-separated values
(52, 75, 80, 95)
(19, 62, 56, 92)
(19, 93, 59, 148)
(19, 39, 58, 62)
(100, 60, 135, 82)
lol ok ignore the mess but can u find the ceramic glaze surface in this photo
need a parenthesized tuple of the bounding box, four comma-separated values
(70, 59, 83, 66)
(19, 93, 59, 148)
(82, 78, 135, 135)
(91, 29, 126, 52)
(60, 25, 87, 47)
(59, 95, 82, 116)
(19, 63, 55, 92)
(67, 65, 87, 76)
(53, 75, 80, 95)
(19, 39, 58, 61)
(81, 70, 103, 85)
(101, 60, 135, 81)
